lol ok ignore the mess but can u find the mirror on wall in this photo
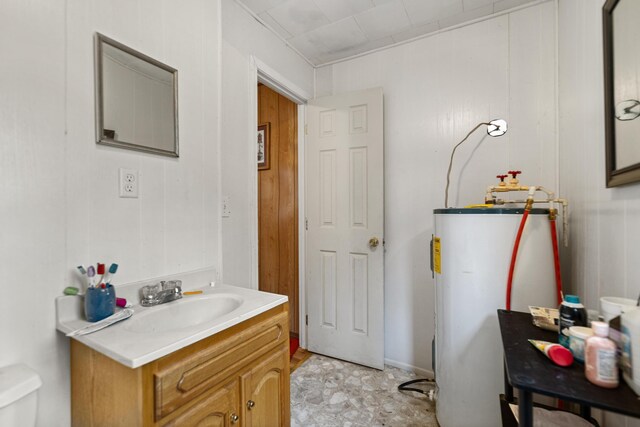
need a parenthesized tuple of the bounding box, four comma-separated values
(95, 33, 179, 157)
(604, 0, 640, 187)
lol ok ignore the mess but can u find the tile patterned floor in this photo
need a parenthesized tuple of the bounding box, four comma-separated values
(291, 354, 438, 426)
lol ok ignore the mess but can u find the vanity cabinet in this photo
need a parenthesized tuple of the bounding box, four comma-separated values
(242, 348, 288, 426)
(71, 303, 289, 427)
(165, 379, 239, 427)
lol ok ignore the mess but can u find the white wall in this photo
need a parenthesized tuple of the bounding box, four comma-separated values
(316, 1, 557, 374)
(0, 0, 68, 424)
(66, 0, 221, 284)
(220, 0, 314, 287)
(0, 0, 221, 424)
(559, 1, 640, 426)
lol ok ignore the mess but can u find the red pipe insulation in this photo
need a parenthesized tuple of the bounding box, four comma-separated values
(550, 219, 564, 413)
(506, 210, 530, 311)
(549, 218, 563, 305)
(506, 209, 564, 310)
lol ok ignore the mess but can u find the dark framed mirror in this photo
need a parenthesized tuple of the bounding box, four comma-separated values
(95, 33, 179, 157)
(603, 0, 640, 187)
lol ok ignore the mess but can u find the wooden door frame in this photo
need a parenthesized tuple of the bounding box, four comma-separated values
(248, 56, 310, 348)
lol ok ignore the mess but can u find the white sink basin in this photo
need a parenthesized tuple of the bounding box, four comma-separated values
(124, 294, 243, 333)
(57, 282, 288, 368)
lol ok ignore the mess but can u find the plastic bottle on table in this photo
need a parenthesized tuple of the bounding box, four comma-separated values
(621, 307, 640, 395)
(585, 321, 619, 388)
(559, 295, 588, 348)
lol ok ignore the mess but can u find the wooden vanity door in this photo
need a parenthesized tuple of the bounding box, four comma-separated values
(163, 379, 240, 427)
(241, 344, 290, 427)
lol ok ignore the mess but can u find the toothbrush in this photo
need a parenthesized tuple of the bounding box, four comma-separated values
(63, 286, 84, 296)
(96, 263, 105, 286)
(87, 265, 96, 288)
(103, 263, 119, 285)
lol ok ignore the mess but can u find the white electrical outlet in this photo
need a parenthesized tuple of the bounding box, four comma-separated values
(119, 168, 139, 198)
(222, 195, 231, 217)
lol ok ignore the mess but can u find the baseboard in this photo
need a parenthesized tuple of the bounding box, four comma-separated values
(384, 358, 434, 378)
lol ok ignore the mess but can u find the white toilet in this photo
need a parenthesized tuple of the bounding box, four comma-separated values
(0, 364, 42, 426)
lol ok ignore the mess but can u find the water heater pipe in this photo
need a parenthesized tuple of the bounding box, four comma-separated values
(486, 185, 555, 202)
(493, 198, 569, 247)
(482, 178, 568, 309)
(505, 187, 537, 310)
(485, 185, 569, 247)
(549, 209, 563, 305)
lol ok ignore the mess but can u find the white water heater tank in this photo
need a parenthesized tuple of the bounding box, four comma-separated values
(434, 208, 558, 427)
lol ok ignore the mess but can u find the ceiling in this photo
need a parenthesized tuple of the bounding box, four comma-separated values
(237, 0, 538, 66)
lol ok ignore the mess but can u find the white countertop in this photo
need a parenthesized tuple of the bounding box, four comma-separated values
(56, 283, 288, 368)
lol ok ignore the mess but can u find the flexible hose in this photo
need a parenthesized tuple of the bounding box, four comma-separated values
(398, 378, 436, 395)
(506, 210, 530, 310)
(549, 218, 563, 305)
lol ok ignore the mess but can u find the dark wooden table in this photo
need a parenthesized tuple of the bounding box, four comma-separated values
(498, 309, 640, 427)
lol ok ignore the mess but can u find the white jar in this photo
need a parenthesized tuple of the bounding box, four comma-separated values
(621, 307, 640, 395)
(569, 326, 594, 363)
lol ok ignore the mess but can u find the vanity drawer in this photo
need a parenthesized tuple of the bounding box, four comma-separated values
(153, 304, 288, 420)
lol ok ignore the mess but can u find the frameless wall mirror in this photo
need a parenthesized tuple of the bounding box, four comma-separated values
(95, 33, 179, 157)
(603, 0, 640, 186)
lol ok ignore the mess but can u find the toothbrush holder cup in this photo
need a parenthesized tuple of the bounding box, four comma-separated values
(85, 284, 116, 322)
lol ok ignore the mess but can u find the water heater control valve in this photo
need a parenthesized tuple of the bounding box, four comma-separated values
(496, 174, 508, 186)
(508, 170, 521, 185)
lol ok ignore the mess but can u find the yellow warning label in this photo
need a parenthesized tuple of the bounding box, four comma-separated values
(433, 237, 441, 274)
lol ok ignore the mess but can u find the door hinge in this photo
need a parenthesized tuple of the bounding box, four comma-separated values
(305, 315, 308, 326)
(305, 217, 309, 230)
(305, 124, 308, 135)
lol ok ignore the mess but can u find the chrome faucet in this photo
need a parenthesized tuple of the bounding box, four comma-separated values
(140, 280, 182, 307)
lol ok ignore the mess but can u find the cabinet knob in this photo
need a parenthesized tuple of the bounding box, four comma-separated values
(230, 413, 239, 423)
(247, 400, 255, 410)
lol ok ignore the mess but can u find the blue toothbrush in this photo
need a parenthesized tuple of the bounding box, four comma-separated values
(103, 263, 119, 285)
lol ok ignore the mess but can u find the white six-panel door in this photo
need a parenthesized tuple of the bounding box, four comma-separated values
(306, 87, 384, 369)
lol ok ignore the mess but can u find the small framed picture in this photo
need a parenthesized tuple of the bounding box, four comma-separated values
(257, 123, 270, 170)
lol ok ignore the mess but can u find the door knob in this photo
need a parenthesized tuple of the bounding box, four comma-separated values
(230, 413, 239, 423)
(368, 237, 380, 248)
(247, 400, 255, 410)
